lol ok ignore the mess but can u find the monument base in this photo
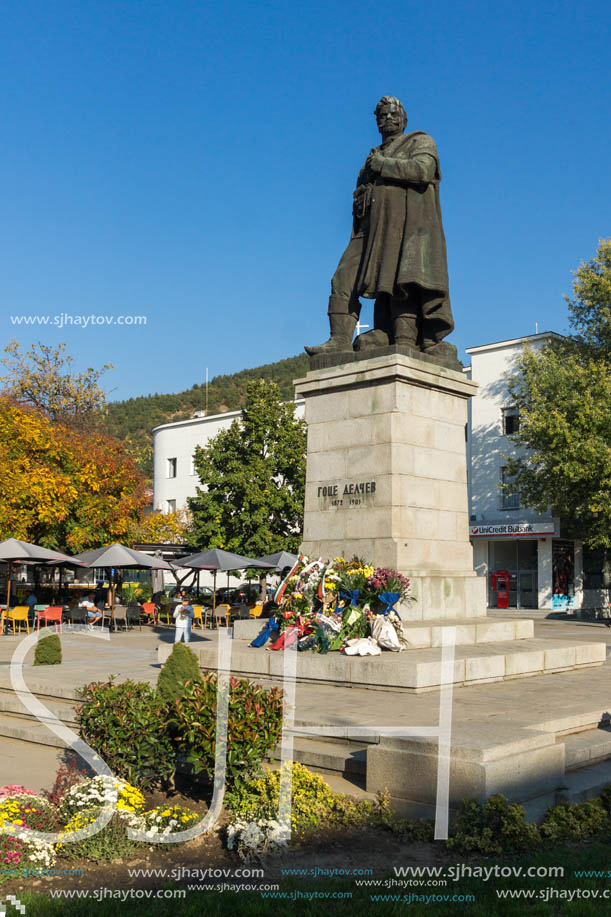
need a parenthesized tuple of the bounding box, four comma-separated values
(295, 351, 486, 619)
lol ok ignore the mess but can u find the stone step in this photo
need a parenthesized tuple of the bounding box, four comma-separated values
(0, 712, 68, 748)
(232, 616, 534, 647)
(272, 736, 367, 779)
(0, 691, 77, 726)
(558, 759, 611, 804)
(182, 637, 606, 693)
(560, 729, 611, 771)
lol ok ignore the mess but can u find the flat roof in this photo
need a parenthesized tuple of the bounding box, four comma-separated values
(465, 331, 565, 355)
(152, 398, 305, 434)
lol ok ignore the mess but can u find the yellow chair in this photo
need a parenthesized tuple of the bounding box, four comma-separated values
(192, 605, 205, 631)
(250, 602, 264, 619)
(158, 604, 172, 626)
(8, 606, 30, 634)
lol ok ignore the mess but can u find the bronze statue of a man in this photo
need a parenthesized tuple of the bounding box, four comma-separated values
(306, 97, 455, 360)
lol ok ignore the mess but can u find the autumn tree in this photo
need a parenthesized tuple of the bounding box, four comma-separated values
(0, 397, 146, 551)
(188, 380, 306, 556)
(506, 240, 611, 548)
(0, 340, 112, 430)
(130, 508, 193, 546)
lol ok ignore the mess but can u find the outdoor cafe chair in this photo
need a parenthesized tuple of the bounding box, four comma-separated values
(126, 605, 142, 631)
(157, 604, 172, 626)
(210, 604, 231, 629)
(141, 602, 157, 626)
(7, 606, 30, 634)
(231, 604, 251, 621)
(66, 605, 88, 625)
(250, 603, 264, 619)
(191, 605, 205, 631)
(36, 606, 63, 633)
(104, 605, 129, 632)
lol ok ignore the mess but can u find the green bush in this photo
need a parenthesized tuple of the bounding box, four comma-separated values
(33, 634, 62, 666)
(447, 795, 540, 857)
(540, 799, 610, 842)
(169, 674, 284, 792)
(157, 643, 201, 704)
(76, 679, 175, 789)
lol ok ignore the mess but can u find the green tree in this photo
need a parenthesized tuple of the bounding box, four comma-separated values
(506, 240, 611, 548)
(188, 380, 306, 555)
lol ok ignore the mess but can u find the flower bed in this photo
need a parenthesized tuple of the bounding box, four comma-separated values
(0, 772, 204, 872)
(251, 556, 411, 655)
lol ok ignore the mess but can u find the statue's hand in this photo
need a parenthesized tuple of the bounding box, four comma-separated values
(367, 151, 385, 174)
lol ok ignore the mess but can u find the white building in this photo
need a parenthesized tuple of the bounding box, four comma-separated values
(465, 333, 582, 611)
(153, 401, 305, 514)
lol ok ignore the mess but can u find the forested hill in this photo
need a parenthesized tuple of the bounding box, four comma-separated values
(105, 353, 310, 478)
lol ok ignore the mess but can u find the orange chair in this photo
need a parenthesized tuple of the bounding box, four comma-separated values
(37, 606, 63, 633)
(141, 602, 157, 626)
(7, 606, 30, 634)
(191, 605, 205, 631)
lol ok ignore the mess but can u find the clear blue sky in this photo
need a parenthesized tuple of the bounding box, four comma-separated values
(1, 0, 609, 401)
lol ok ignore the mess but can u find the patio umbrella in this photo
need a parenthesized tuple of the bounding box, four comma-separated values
(72, 543, 172, 606)
(174, 549, 273, 611)
(253, 551, 300, 573)
(0, 538, 84, 610)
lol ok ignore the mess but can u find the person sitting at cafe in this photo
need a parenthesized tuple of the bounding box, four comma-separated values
(80, 593, 102, 627)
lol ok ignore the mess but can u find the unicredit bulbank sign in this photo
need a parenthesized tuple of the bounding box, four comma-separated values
(470, 521, 557, 538)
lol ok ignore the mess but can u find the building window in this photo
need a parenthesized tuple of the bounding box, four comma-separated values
(502, 407, 520, 435)
(500, 466, 519, 510)
(190, 455, 197, 476)
(167, 457, 177, 478)
(166, 499, 176, 513)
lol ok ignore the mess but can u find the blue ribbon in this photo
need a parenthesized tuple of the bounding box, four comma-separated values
(249, 617, 279, 647)
(340, 589, 360, 607)
(379, 592, 400, 615)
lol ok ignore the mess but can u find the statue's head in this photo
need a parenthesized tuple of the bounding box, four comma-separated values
(374, 96, 407, 137)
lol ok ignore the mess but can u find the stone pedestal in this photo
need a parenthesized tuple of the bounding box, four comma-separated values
(295, 352, 487, 620)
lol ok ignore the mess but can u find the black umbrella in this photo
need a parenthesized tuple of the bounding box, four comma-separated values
(174, 549, 273, 611)
(253, 551, 300, 573)
(0, 538, 84, 609)
(72, 543, 171, 605)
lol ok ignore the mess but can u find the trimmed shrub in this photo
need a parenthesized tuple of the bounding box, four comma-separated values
(169, 674, 284, 792)
(76, 679, 175, 789)
(157, 643, 201, 704)
(540, 799, 610, 842)
(34, 634, 62, 666)
(447, 795, 539, 856)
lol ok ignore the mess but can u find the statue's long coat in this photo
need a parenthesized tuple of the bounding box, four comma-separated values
(355, 130, 453, 335)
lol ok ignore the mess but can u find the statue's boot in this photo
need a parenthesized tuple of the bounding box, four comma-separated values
(421, 334, 460, 365)
(305, 313, 358, 356)
(353, 329, 390, 350)
(392, 310, 420, 355)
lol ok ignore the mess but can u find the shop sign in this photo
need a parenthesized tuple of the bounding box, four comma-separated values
(470, 521, 556, 538)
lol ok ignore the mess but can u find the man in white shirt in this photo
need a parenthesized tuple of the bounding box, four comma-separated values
(80, 593, 102, 627)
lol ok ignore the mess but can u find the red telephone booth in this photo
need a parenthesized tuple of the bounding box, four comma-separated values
(491, 570, 511, 609)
